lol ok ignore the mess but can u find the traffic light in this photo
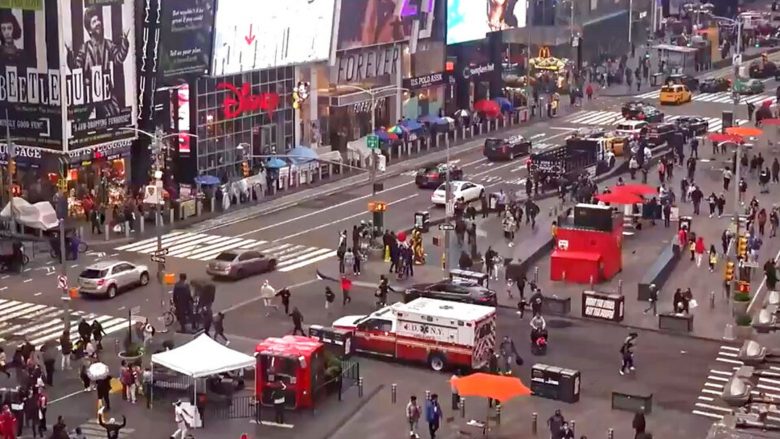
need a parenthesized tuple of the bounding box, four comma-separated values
(8, 159, 15, 176)
(737, 235, 748, 258)
(724, 261, 735, 282)
(241, 161, 250, 177)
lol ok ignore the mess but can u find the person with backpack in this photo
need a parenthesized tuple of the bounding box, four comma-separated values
(619, 333, 638, 376)
(425, 394, 442, 439)
(406, 395, 421, 438)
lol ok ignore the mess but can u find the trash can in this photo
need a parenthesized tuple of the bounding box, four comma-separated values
(650, 73, 663, 87)
(414, 211, 430, 233)
(679, 216, 692, 231)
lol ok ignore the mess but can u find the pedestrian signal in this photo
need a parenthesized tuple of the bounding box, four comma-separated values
(8, 159, 16, 175)
(737, 236, 748, 258)
(241, 161, 250, 177)
(724, 261, 735, 281)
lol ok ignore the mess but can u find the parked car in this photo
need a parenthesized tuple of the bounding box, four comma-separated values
(664, 73, 700, 92)
(615, 120, 649, 138)
(748, 60, 778, 78)
(733, 78, 765, 94)
(673, 116, 709, 137)
(699, 77, 731, 93)
(207, 250, 277, 279)
(403, 280, 497, 306)
(756, 32, 780, 47)
(483, 135, 532, 161)
(415, 163, 464, 188)
(78, 261, 150, 298)
(646, 122, 679, 146)
(621, 102, 664, 122)
(431, 181, 485, 205)
(659, 84, 693, 105)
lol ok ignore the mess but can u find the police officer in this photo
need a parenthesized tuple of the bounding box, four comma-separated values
(272, 382, 287, 425)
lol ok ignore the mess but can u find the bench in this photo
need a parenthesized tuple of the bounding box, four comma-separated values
(637, 243, 680, 301)
(542, 296, 571, 316)
(612, 384, 653, 414)
(658, 312, 693, 332)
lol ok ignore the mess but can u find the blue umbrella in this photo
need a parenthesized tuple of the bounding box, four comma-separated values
(265, 157, 288, 169)
(373, 130, 391, 142)
(194, 175, 220, 185)
(495, 97, 513, 112)
(288, 145, 318, 165)
(400, 119, 423, 131)
(418, 114, 439, 124)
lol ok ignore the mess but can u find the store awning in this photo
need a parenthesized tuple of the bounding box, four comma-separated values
(327, 85, 402, 107)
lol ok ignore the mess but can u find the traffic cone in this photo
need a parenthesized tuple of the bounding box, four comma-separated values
(384, 246, 390, 262)
(723, 323, 736, 341)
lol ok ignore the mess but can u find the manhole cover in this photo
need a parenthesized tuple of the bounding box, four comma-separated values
(547, 319, 573, 329)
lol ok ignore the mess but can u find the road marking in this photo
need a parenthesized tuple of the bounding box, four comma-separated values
(716, 357, 742, 365)
(692, 410, 722, 420)
(34, 292, 42, 296)
(0, 275, 8, 279)
(23, 279, 31, 283)
(0, 287, 6, 291)
(694, 403, 732, 413)
(720, 345, 740, 352)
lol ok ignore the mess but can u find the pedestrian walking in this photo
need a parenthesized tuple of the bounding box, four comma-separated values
(758, 208, 768, 236)
(633, 412, 646, 438)
(723, 168, 732, 191)
(91, 320, 106, 351)
(560, 422, 575, 439)
(260, 280, 278, 316)
(425, 393, 441, 439)
(77, 319, 91, 345)
(213, 312, 229, 345)
(619, 333, 638, 375)
(171, 400, 193, 439)
(0, 404, 17, 439)
(98, 412, 126, 439)
(708, 245, 718, 272)
(201, 308, 213, 337)
(276, 287, 291, 315)
(344, 248, 355, 275)
(772, 157, 780, 183)
(406, 395, 421, 438)
(325, 286, 335, 312)
(23, 391, 40, 438)
(96, 376, 111, 411)
(40, 342, 55, 386)
(695, 237, 705, 267)
(547, 409, 565, 439)
(36, 392, 46, 437)
(59, 331, 72, 371)
(290, 307, 305, 335)
(341, 275, 353, 305)
(739, 178, 748, 204)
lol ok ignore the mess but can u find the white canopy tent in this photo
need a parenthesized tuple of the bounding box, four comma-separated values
(150, 334, 255, 412)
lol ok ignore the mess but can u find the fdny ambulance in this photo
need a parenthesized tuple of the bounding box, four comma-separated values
(332, 298, 496, 371)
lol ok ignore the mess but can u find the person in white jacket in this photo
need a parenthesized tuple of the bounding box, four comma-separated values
(260, 280, 278, 316)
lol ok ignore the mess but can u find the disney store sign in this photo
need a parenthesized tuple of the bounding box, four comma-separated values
(217, 82, 280, 119)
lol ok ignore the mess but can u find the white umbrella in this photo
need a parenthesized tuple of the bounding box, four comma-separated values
(442, 116, 455, 123)
(87, 362, 110, 380)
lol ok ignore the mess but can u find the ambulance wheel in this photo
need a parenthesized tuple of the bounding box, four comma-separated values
(428, 353, 446, 371)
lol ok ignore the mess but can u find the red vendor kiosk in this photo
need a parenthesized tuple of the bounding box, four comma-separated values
(255, 336, 325, 410)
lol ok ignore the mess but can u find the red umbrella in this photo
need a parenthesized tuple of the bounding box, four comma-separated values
(396, 231, 407, 242)
(761, 118, 780, 126)
(474, 99, 500, 117)
(726, 126, 763, 137)
(595, 192, 643, 205)
(612, 183, 657, 196)
(707, 132, 743, 144)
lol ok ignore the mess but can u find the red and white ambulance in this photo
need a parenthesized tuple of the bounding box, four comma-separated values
(332, 298, 496, 371)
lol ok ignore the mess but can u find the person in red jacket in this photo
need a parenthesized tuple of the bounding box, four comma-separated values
(0, 404, 17, 439)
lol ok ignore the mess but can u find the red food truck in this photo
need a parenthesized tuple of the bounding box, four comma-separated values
(255, 336, 325, 409)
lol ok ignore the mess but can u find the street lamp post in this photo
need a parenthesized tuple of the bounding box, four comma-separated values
(4, 110, 15, 233)
(120, 127, 197, 332)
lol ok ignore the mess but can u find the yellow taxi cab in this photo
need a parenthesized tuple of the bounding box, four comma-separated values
(659, 84, 692, 105)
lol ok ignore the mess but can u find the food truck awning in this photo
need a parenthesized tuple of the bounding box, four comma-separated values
(151, 334, 255, 377)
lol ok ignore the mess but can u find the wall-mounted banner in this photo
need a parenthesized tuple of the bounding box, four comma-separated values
(0, 0, 64, 150)
(211, 0, 335, 76)
(336, 0, 435, 51)
(62, 0, 138, 150)
(159, 0, 214, 79)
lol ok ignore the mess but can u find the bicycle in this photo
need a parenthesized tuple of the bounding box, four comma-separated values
(162, 298, 177, 327)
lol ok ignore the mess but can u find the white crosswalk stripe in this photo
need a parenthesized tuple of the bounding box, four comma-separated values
(115, 232, 334, 272)
(635, 89, 776, 105)
(692, 345, 780, 422)
(74, 418, 135, 439)
(565, 111, 748, 133)
(0, 299, 128, 348)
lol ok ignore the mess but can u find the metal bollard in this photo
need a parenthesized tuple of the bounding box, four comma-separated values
(425, 390, 431, 400)
(495, 405, 501, 424)
(589, 275, 594, 290)
(618, 280, 623, 295)
(608, 428, 614, 439)
(391, 383, 397, 404)
(459, 398, 466, 418)
(104, 224, 109, 241)
(710, 291, 716, 309)
(124, 222, 130, 238)
(358, 377, 364, 397)
(139, 218, 145, 234)
(571, 420, 575, 434)
(534, 266, 539, 283)
(155, 211, 161, 227)
(532, 413, 538, 434)
(169, 208, 175, 224)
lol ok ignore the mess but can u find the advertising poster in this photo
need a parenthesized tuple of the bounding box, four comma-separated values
(61, 0, 137, 149)
(446, 0, 527, 45)
(211, 0, 335, 76)
(159, 0, 214, 79)
(336, 0, 436, 51)
(0, 0, 64, 150)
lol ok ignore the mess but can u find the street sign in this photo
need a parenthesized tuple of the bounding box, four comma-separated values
(732, 53, 742, 66)
(445, 200, 455, 217)
(57, 275, 67, 289)
(152, 248, 170, 256)
(151, 255, 166, 264)
(367, 134, 379, 149)
(130, 306, 141, 315)
(438, 223, 455, 231)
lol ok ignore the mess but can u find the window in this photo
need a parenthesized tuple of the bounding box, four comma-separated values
(112, 265, 128, 274)
(80, 269, 107, 279)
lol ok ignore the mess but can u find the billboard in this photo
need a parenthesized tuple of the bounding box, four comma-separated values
(446, 0, 527, 45)
(159, 0, 215, 79)
(211, 0, 336, 76)
(0, 0, 64, 150)
(336, 0, 435, 51)
(62, 0, 138, 150)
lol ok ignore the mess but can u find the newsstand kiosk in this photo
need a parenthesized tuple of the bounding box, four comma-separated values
(255, 336, 325, 409)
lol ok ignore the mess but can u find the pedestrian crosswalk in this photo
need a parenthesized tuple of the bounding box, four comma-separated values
(693, 345, 780, 422)
(74, 418, 134, 439)
(635, 89, 776, 105)
(565, 111, 748, 133)
(0, 299, 128, 348)
(115, 232, 335, 272)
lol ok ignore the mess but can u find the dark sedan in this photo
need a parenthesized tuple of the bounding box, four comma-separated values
(674, 116, 709, 137)
(206, 250, 277, 279)
(749, 60, 778, 79)
(646, 122, 679, 146)
(415, 163, 464, 188)
(403, 280, 497, 306)
(621, 102, 664, 122)
(483, 135, 532, 161)
(664, 74, 700, 92)
(699, 77, 731, 93)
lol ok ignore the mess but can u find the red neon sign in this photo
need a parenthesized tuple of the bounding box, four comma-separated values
(216, 82, 280, 119)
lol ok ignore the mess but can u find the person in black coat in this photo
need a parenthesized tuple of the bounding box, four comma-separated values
(632, 412, 646, 438)
(99, 414, 127, 439)
(172, 274, 193, 332)
(96, 376, 112, 411)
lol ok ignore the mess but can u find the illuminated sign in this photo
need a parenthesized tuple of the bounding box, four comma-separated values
(216, 82, 280, 119)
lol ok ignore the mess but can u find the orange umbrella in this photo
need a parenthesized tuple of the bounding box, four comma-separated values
(707, 132, 743, 144)
(726, 126, 763, 137)
(450, 373, 532, 403)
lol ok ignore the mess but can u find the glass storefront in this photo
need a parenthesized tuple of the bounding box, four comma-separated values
(195, 67, 296, 180)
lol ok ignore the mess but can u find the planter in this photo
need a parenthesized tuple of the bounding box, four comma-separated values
(735, 325, 753, 340)
(732, 299, 750, 317)
(118, 351, 143, 363)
